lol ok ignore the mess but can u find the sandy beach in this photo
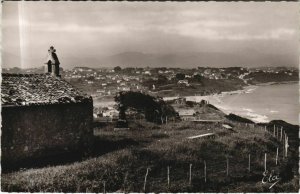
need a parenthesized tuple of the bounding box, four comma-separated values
(164, 83, 298, 124)
(93, 83, 298, 125)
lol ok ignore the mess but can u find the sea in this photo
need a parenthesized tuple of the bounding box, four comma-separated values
(178, 82, 299, 125)
(94, 82, 299, 125)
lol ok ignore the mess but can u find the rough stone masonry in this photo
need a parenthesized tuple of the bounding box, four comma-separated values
(1, 73, 93, 170)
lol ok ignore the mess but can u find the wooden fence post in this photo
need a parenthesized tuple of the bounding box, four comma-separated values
(284, 132, 286, 157)
(280, 127, 283, 141)
(143, 168, 150, 192)
(189, 164, 192, 185)
(103, 181, 106, 194)
(204, 161, 207, 183)
(226, 157, 229, 176)
(283, 132, 285, 158)
(123, 171, 128, 192)
(248, 154, 251, 172)
(285, 135, 289, 157)
(276, 147, 278, 165)
(264, 153, 267, 172)
(167, 166, 170, 188)
(273, 125, 275, 137)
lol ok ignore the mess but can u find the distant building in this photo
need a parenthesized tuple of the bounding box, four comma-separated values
(204, 69, 212, 75)
(177, 109, 196, 121)
(144, 71, 151, 75)
(102, 109, 119, 120)
(1, 73, 93, 169)
(177, 79, 189, 86)
(122, 87, 130, 91)
(174, 97, 186, 105)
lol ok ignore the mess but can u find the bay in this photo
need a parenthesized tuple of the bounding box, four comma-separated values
(182, 82, 299, 125)
(94, 82, 299, 125)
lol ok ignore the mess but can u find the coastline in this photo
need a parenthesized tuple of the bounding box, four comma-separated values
(164, 81, 298, 125)
(93, 81, 298, 125)
(254, 80, 299, 86)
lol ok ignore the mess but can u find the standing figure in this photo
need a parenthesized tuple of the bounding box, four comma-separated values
(46, 49, 52, 73)
(45, 46, 60, 76)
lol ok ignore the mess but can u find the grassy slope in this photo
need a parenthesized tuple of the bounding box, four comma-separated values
(245, 72, 298, 85)
(2, 116, 298, 192)
(155, 78, 246, 97)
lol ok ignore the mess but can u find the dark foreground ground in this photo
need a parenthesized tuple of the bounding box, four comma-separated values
(1, 107, 299, 192)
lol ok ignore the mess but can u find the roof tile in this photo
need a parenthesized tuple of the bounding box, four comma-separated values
(1, 73, 92, 106)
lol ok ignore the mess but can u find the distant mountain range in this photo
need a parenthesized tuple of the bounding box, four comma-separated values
(2, 51, 297, 70)
(91, 51, 297, 69)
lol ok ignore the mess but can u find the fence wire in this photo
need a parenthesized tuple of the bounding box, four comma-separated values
(102, 147, 288, 192)
(100, 125, 291, 192)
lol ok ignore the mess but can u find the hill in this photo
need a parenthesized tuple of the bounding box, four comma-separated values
(2, 104, 298, 192)
(94, 51, 297, 69)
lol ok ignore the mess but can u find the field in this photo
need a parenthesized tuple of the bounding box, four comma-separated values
(151, 78, 246, 97)
(2, 117, 298, 192)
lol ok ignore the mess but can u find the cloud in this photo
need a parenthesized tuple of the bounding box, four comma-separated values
(223, 28, 296, 41)
(25, 22, 127, 34)
(158, 19, 296, 41)
(19, 18, 294, 42)
(197, 20, 248, 28)
(2, 1, 299, 68)
(269, 28, 296, 39)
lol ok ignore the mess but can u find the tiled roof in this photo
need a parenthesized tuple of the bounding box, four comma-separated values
(1, 73, 92, 106)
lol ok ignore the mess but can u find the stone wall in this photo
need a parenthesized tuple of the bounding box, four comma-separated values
(1, 101, 93, 168)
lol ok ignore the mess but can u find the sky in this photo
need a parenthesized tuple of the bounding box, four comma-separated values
(2, 1, 299, 69)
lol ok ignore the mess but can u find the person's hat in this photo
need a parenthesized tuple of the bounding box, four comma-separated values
(49, 46, 56, 52)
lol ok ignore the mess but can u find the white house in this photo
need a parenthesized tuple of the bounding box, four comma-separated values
(178, 79, 189, 86)
(177, 109, 196, 121)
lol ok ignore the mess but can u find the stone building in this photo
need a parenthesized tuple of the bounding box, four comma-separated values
(1, 72, 93, 170)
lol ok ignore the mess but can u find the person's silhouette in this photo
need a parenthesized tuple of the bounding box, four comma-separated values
(45, 46, 60, 76)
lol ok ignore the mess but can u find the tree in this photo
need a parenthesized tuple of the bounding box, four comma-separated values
(114, 66, 122, 72)
(142, 78, 157, 89)
(193, 74, 203, 82)
(87, 76, 95, 81)
(186, 101, 196, 107)
(176, 73, 185, 80)
(114, 91, 177, 124)
(123, 67, 135, 74)
(114, 92, 128, 128)
(157, 75, 168, 85)
(156, 98, 177, 124)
